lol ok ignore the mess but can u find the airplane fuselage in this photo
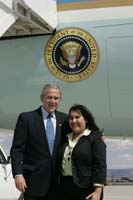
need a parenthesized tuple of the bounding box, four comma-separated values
(0, 0, 133, 136)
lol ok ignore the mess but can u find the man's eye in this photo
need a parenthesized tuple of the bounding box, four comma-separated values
(47, 97, 59, 100)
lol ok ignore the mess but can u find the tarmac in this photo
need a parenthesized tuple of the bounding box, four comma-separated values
(104, 185, 133, 200)
(1, 185, 133, 200)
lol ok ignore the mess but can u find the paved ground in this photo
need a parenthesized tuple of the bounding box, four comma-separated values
(104, 185, 133, 200)
(0, 185, 133, 200)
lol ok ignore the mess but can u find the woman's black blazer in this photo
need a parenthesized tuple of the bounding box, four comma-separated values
(58, 131, 107, 189)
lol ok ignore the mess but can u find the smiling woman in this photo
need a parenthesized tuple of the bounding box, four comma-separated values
(58, 104, 106, 200)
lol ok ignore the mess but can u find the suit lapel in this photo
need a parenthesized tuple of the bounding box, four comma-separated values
(52, 111, 63, 155)
(33, 107, 50, 154)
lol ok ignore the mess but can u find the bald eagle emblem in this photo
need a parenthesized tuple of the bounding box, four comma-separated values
(45, 27, 99, 82)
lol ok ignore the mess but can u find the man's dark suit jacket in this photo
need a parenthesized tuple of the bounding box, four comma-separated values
(10, 107, 68, 197)
(58, 131, 106, 197)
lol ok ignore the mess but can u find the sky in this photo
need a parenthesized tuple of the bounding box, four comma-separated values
(0, 130, 133, 169)
(106, 138, 133, 169)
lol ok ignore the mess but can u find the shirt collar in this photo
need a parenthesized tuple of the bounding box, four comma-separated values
(41, 106, 55, 119)
(67, 129, 91, 140)
(83, 129, 91, 136)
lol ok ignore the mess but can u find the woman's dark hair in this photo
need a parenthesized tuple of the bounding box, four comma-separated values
(68, 104, 99, 131)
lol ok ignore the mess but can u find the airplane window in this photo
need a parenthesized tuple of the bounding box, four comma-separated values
(0, 148, 7, 164)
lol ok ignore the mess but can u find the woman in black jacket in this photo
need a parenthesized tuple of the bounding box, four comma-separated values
(58, 104, 106, 200)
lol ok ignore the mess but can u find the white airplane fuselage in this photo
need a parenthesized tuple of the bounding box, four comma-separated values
(0, 0, 133, 137)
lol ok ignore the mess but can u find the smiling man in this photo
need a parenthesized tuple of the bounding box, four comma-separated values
(10, 84, 69, 200)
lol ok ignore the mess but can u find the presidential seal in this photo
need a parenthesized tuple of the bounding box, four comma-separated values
(45, 27, 99, 82)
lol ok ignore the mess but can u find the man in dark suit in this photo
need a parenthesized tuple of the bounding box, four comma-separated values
(10, 84, 68, 200)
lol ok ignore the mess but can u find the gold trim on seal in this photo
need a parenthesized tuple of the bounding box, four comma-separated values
(45, 27, 99, 82)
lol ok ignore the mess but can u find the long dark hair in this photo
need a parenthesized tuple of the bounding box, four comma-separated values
(68, 104, 99, 131)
